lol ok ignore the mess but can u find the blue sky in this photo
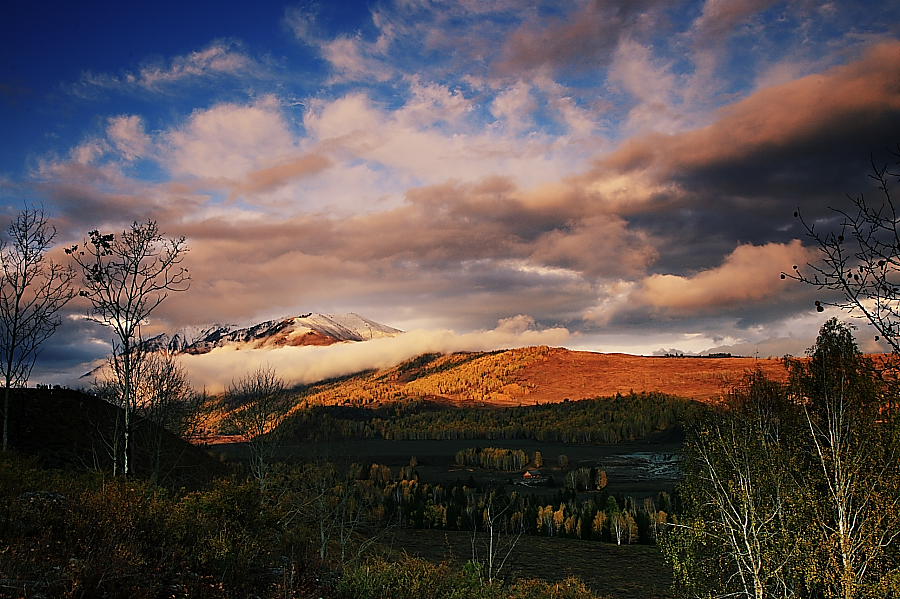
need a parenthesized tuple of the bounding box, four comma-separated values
(2, 0, 900, 382)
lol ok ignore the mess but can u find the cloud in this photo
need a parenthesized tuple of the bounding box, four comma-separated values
(582, 39, 900, 275)
(600, 41, 900, 178)
(235, 154, 332, 195)
(73, 40, 268, 94)
(180, 315, 570, 392)
(106, 115, 151, 161)
(610, 240, 815, 317)
(301, 90, 582, 190)
(690, 0, 781, 44)
(284, 4, 396, 84)
(283, 4, 319, 45)
(494, 0, 666, 77)
(321, 36, 394, 83)
(164, 96, 297, 182)
(608, 37, 680, 134)
(490, 81, 537, 133)
(147, 171, 651, 328)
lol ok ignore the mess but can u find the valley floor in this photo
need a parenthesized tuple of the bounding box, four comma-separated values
(385, 528, 673, 599)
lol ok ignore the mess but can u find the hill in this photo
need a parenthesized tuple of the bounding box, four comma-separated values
(5, 388, 224, 487)
(279, 346, 790, 413)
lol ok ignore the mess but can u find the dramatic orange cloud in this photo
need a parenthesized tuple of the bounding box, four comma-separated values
(599, 41, 900, 176)
(626, 240, 815, 315)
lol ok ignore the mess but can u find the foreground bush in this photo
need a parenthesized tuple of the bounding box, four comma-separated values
(335, 555, 606, 599)
(0, 454, 608, 599)
(0, 453, 288, 598)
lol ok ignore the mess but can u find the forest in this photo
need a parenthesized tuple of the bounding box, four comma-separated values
(275, 391, 703, 444)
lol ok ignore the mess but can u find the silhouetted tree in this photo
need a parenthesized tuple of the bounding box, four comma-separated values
(786, 147, 900, 353)
(0, 208, 75, 451)
(66, 220, 189, 476)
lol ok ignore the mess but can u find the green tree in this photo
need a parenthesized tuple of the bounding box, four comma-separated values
(787, 319, 900, 599)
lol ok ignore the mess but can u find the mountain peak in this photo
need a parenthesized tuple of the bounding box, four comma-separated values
(82, 312, 403, 380)
(177, 312, 402, 354)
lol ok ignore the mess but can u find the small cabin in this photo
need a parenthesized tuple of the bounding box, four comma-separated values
(523, 469, 542, 480)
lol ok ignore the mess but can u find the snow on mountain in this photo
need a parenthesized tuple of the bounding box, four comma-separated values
(154, 313, 402, 355)
(81, 313, 402, 380)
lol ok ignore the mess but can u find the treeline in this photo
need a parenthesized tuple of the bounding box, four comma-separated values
(278, 391, 703, 444)
(291, 347, 548, 407)
(455, 447, 529, 471)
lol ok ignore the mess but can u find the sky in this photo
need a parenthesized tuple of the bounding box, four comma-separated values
(2, 0, 900, 384)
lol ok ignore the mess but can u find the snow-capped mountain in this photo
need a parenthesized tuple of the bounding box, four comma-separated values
(145, 313, 403, 355)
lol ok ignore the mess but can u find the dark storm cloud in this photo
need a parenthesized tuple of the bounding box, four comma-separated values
(28, 316, 110, 384)
(589, 40, 900, 274)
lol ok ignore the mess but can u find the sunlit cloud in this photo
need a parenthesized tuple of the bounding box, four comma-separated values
(180, 315, 570, 392)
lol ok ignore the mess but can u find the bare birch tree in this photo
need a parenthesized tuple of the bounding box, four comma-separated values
(66, 220, 189, 477)
(0, 208, 75, 451)
(665, 371, 802, 599)
(469, 489, 523, 585)
(225, 366, 287, 489)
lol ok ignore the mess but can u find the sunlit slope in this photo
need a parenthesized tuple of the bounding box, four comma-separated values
(284, 346, 790, 411)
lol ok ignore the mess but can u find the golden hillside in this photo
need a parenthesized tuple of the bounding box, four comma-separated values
(284, 346, 790, 413)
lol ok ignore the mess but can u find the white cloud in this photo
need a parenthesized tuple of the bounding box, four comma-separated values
(321, 36, 394, 83)
(74, 40, 266, 94)
(180, 315, 570, 392)
(164, 96, 297, 181)
(490, 81, 537, 133)
(303, 90, 584, 189)
(609, 37, 681, 134)
(107, 115, 151, 161)
(283, 5, 319, 45)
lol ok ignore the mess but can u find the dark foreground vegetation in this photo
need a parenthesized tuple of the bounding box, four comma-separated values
(389, 528, 672, 599)
(2, 388, 223, 488)
(0, 451, 634, 599)
(0, 387, 691, 599)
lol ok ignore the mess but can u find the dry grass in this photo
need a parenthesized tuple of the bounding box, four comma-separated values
(287, 347, 789, 409)
(384, 528, 673, 599)
(202, 346, 792, 434)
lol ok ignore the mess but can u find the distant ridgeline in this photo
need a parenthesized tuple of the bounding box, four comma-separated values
(661, 352, 735, 358)
(276, 392, 705, 444)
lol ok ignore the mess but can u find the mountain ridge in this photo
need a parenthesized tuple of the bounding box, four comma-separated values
(144, 312, 403, 355)
(81, 312, 403, 380)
